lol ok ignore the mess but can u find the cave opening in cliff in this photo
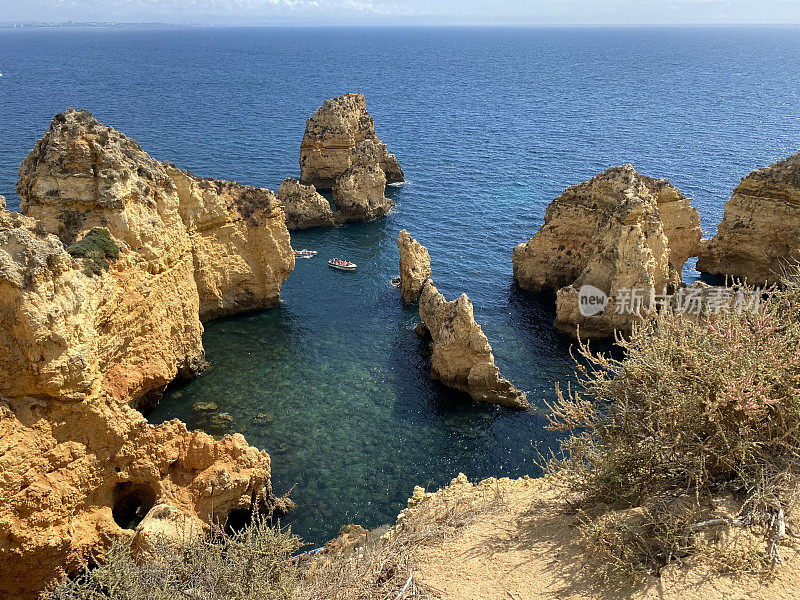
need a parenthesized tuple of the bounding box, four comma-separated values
(112, 482, 156, 530)
(223, 508, 255, 535)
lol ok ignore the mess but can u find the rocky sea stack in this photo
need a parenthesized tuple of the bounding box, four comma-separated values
(697, 150, 800, 285)
(276, 177, 336, 230)
(512, 165, 702, 338)
(418, 280, 529, 410)
(0, 109, 293, 598)
(397, 229, 431, 303)
(300, 93, 404, 190)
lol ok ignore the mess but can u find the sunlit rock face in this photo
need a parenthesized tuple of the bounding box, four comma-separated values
(697, 151, 800, 286)
(299, 93, 404, 189)
(276, 177, 336, 230)
(332, 139, 394, 222)
(12, 108, 294, 402)
(512, 165, 701, 338)
(418, 280, 529, 410)
(1, 109, 291, 598)
(397, 229, 431, 303)
(0, 393, 273, 600)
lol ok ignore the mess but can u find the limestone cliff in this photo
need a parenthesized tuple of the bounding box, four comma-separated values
(1, 109, 294, 598)
(332, 139, 394, 222)
(11, 109, 293, 402)
(397, 229, 431, 303)
(512, 165, 701, 338)
(276, 177, 336, 230)
(0, 207, 204, 405)
(167, 166, 294, 321)
(299, 93, 403, 189)
(418, 280, 529, 410)
(0, 393, 273, 600)
(697, 151, 800, 285)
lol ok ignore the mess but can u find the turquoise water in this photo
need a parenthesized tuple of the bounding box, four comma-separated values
(1, 26, 800, 544)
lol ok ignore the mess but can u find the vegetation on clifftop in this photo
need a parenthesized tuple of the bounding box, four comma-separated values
(547, 276, 800, 583)
(49, 517, 299, 600)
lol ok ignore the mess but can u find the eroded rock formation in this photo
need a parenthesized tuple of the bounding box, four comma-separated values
(512, 165, 701, 338)
(697, 151, 800, 286)
(9, 108, 294, 403)
(276, 177, 336, 230)
(397, 229, 431, 303)
(331, 139, 394, 222)
(299, 93, 403, 189)
(418, 280, 529, 409)
(0, 109, 293, 598)
(0, 393, 272, 600)
(166, 166, 294, 321)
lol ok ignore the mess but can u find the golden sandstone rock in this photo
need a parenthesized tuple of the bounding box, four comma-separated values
(512, 165, 701, 338)
(276, 177, 336, 230)
(0, 394, 272, 600)
(418, 280, 529, 410)
(331, 139, 394, 222)
(165, 165, 294, 321)
(397, 229, 431, 303)
(299, 93, 403, 190)
(697, 151, 800, 286)
(0, 109, 292, 598)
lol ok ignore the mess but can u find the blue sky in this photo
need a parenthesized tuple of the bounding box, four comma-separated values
(3, 0, 800, 25)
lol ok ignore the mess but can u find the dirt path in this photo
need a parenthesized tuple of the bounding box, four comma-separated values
(410, 476, 799, 600)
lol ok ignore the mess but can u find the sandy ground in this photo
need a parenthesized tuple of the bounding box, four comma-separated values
(410, 476, 800, 600)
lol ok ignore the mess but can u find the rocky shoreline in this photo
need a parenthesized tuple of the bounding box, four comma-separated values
(1, 93, 799, 598)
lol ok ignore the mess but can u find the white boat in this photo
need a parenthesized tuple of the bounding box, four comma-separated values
(294, 249, 317, 258)
(328, 258, 357, 271)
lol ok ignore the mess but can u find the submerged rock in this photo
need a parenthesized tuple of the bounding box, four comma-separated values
(512, 165, 701, 338)
(418, 280, 529, 410)
(697, 151, 800, 286)
(299, 93, 403, 189)
(397, 229, 431, 303)
(276, 177, 336, 230)
(332, 139, 394, 222)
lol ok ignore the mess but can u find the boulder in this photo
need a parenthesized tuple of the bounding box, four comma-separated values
(697, 151, 800, 286)
(418, 280, 529, 410)
(299, 93, 403, 189)
(397, 229, 431, 303)
(276, 177, 336, 230)
(512, 165, 701, 338)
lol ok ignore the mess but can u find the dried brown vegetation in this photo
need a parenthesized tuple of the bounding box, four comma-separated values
(547, 276, 800, 583)
(48, 517, 299, 600)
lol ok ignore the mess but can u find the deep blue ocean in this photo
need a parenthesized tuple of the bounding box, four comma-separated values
(1, 26, 799, 546)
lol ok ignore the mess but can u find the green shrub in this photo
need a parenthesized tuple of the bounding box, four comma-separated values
(547, 277, 800, 582)
(67, 228, 120, 276)
(48, 516, 300, 600)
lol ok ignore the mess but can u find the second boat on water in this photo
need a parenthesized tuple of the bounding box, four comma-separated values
(328, 258, 357, 271)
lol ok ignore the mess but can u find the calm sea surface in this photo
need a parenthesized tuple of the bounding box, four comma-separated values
(1, 26, 799, 545)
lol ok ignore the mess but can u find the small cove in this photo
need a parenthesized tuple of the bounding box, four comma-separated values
(2, 25, 799, 546)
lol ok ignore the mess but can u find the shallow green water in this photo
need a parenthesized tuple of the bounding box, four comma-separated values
(149, 216, 577, 545)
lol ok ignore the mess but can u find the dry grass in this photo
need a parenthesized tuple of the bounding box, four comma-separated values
(47, 478, 505, 600)
(296, 476, 507, 600)
(546, 276, 800, 584)
(48, 516, 300, 600)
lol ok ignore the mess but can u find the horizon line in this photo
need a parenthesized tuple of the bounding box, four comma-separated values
(3, 21, 800, 28)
